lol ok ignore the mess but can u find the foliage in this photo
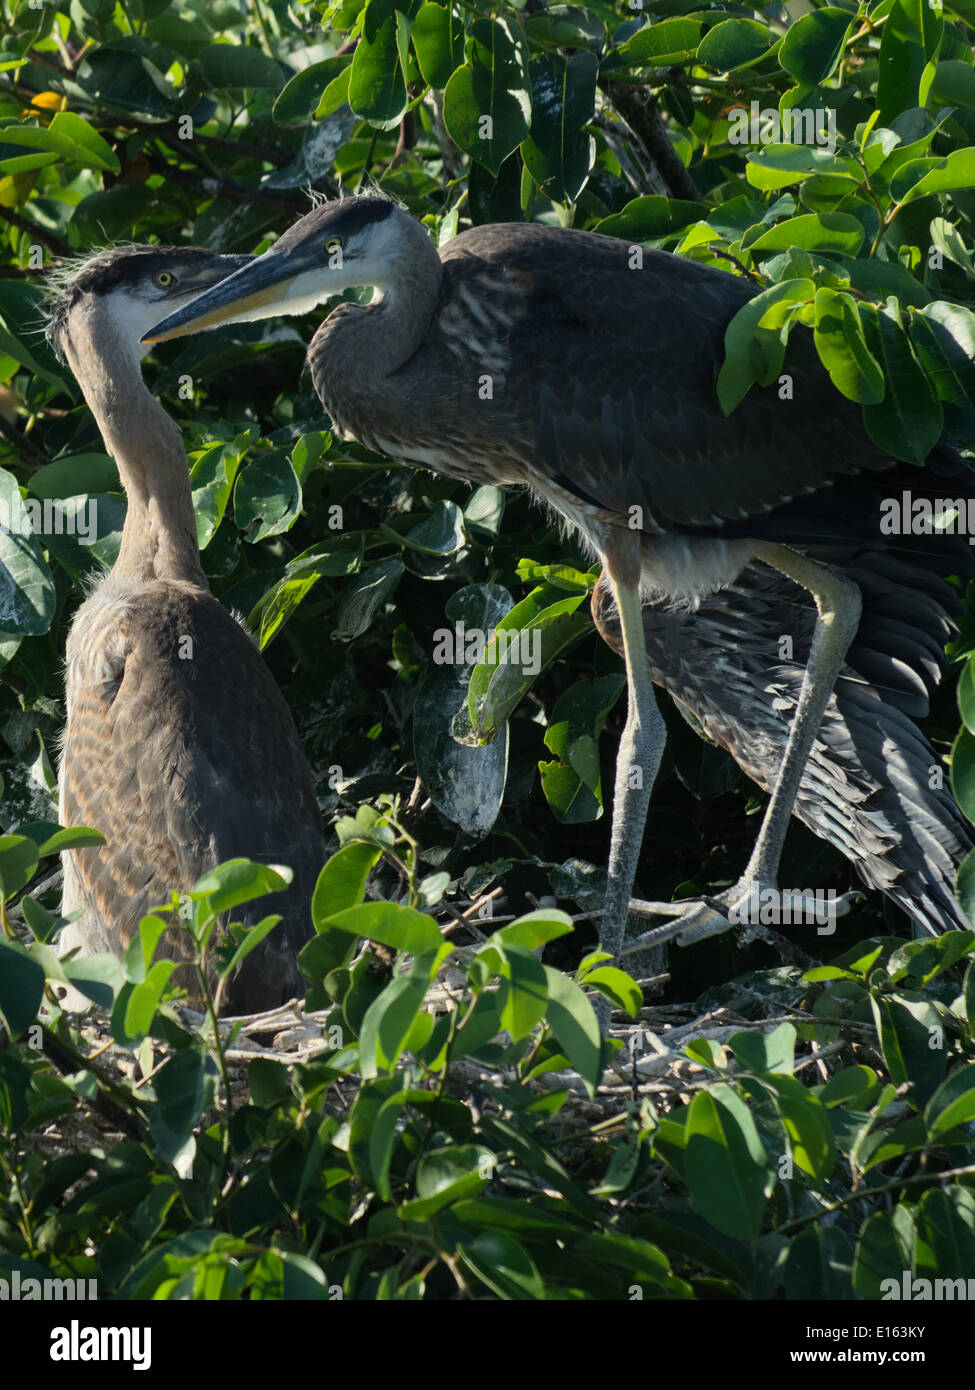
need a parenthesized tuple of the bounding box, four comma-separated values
(4, 815, 975, 1300)
(0, 0, 974, 1301)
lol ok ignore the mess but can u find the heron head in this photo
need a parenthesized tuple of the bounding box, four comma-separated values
(46, 246, 255, 364)
(141, 197, 407, 345)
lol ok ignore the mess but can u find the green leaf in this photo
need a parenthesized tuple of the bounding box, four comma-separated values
(234, 451, 301, 542)
(892, 149, 975, 204)
(877, 0, 944, 124)
(522, 5, 606, 51)
(412, 2, 464, 90)
(33, 826, 105, 857)
(861, 303, 942, 465)
(360, 947, 450, 1077)
(312, 844, 381, 929)
(273, 58, 350, 123)
(761, 1074, 836, 1181)
(728, 1021, 797, 1074)
(952, 731, 975, 822)
(745, 212, 865, 257)
(684, 1086, 770, 1241)
(908, 303, 975, 408)
(155, 1049, 215, 1137)
(458, 1231, 546, 1299)
(442, 18, 531, 175)
(0, 114, 120, 173)
(780, 8, 852, 86)
(745, 143, 853, 191)
(191, 859, 292, 916)
(0, 835, 39, 899)
(0, 469, 57, 640)
(0, 283, 65, 386)
(491, 910, 574, 951)
(716, 279, 815, 413)
(498, 945, 549, 1042)
(0, 940, 45, 1040)
(349, 0, 408, 127)
(870, 994, 946, 1105)
(333, 557, 404, 640)
(316, 901, 446, 955)
(925, 1062, 975, 1135)
(124, 960, 179, 1037)
(579, 965, 642, 1017)
(853, 1206, 917, 1298)
(541, 965, 604, 1096)
(522, 51, 596, 205)
(398, 1146, 490, 1220)
(77, 48, 177, 120)
(813, 288, 885, 404)
(466, 583, 591, 741)
(614, 18, 701, 66)
(697, 18, 774, 73)
(199, 43, 283, 90)
(929, 58, 975, 109)
(47, 111, 120, 172)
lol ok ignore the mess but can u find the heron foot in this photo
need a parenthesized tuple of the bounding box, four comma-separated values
(620, 883, 864, 957)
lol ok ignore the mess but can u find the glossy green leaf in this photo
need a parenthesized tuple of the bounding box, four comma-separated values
(861, 304, 942, 465)
(813, 287, 885, 403)
(522, 51, 596, 204)
(716, 279, 815, 413)
(0, 941, 45, 1041)
(697, 18, 774, 72)
(877, 0, 943, 123)
(779, 8, 852, 86)
(541, 964, 603, 1096)
(349, 0, 408, 127)
(442, 18, 531, 175)
(316, 900, 446, 955)
(745, 212, 864, 257)
(273, 58, 350, 123)
(412, 2, 464, 90)
(685, 1086, 770, 1241)
(614, 18, 701, 66)
(199, 44, 282, 90)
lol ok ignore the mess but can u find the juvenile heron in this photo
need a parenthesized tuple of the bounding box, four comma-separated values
(143, 197, 974, 971)
(47, 245, 325, 1013)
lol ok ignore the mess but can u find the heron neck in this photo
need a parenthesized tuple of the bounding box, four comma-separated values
(309, 221, 443, 419)
(65, 306, 206, 587)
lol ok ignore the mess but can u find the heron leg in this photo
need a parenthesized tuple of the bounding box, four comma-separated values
(621, 543, 861, 951)
(599, 538, 667, 1022)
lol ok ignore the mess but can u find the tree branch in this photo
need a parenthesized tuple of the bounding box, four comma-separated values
(0, 414, 49, 471)
(0, 204, 71, 259)
(603, 83, 702, 204)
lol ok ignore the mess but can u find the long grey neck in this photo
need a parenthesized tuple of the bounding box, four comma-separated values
(308, 211, 443, 431)
(65, 300, 206, 587)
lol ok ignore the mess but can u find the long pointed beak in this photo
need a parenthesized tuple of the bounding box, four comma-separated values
(142, 248, 307, 344)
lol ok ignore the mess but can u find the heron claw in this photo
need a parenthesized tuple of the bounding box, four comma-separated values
(619, 883, 864, 958)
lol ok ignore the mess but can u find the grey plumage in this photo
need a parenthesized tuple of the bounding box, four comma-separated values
(142, 197, 975, 965)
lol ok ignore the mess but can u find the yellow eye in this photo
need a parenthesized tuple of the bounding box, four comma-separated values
(325, 236, 342, 255)
(156, 271, 175, 287)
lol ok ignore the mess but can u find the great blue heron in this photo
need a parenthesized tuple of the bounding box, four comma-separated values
(142, 197, 975, 973)
(47, 245, 326, 1013)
